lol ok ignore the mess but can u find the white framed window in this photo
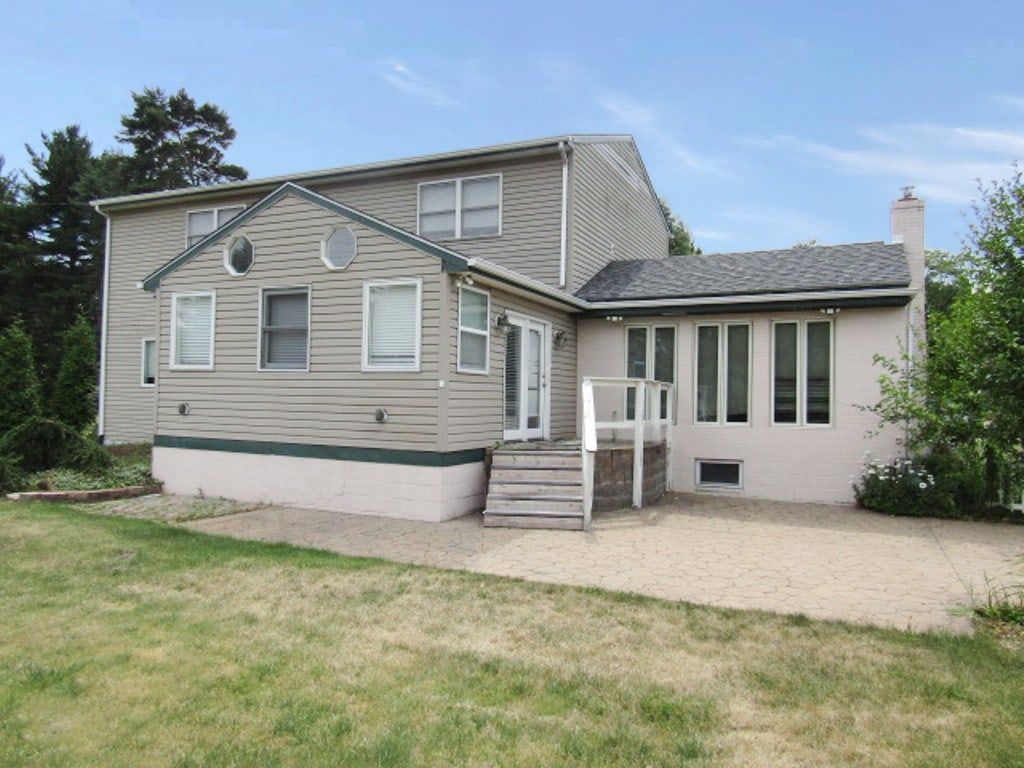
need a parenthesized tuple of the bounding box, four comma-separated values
(259, 288, 310, 371)
(170, 291, 215, 370)
(772, 319, 833, 426)
(418, 175, 501, 240)
(321, 227, 357, 270)
(695, 323, 750, 424)
(141, 338, 156, 387)
(224, 235, 254, 276)
(457, 285, 489, 374)
(187, 205, 245, 247)
(362, 279, 422, 371)
(696, 460, 743, 489)
(625, 325, 676, 420)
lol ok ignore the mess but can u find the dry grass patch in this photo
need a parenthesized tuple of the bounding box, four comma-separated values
(1, 501, 1022, 767)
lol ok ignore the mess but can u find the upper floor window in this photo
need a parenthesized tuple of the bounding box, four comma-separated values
(363, 279, 422, 371)
(773, 320, 832, 426)
(170, 291, 215, 370)
(321, 227, 357, 270)
(224, 236, 254, 276)
(187, 205, 245, 247)
(457, 286, 489, 374)
(418, 175, 501, 240)
(260, 288, 310, 370)
(695, 323, 750, 424)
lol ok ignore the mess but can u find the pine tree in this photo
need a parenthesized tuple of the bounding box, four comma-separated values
(51, 314, 98, 432)
(658, 198, 701, 255)
(0, 320, 42, 436)
(117, 87, 248, 192)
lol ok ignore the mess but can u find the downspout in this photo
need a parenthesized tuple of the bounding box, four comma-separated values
(93, 203, 111, 441)
(558, 140, 569, 288)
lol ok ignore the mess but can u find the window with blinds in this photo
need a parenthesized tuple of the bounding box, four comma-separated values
(171, 292, 215, 369)
(772, 320, 832, 426)
(260, 289, 309, 370)
(457, 286, 489, 374)
(363, 280, 421, 371)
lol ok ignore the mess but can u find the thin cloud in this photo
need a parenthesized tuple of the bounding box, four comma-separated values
(597, 93, 726, 177)
(720, 205, 832, 249)
(692, 228, 735, 242)
(992, 94, 1024, 110)
(751, 125, 1022, 205)
(380, 61, 456, 108)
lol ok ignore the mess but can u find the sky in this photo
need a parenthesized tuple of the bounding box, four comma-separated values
(2, 0, 1023, 256)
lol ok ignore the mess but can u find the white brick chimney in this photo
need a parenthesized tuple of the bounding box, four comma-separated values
(890, 188, 926, 339)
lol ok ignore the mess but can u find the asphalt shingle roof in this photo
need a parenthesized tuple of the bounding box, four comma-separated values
(576, 242, 910, 302)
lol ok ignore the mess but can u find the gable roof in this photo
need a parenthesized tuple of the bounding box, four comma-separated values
(141, 182, 471, 291)
(94, 134, 638, 212)
(576, 242, 911, 302)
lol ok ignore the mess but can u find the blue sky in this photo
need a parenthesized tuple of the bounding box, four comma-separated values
(3, 0, 1022, 255)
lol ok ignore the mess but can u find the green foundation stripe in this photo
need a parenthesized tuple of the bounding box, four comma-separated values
(154, 435, 485, 467)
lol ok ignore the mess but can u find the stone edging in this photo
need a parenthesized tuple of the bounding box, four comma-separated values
(6, 484, 163, 503)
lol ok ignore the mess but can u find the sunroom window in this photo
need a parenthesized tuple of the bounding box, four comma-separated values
(773, 320, 832, 425)
(695, 323, 750, 424)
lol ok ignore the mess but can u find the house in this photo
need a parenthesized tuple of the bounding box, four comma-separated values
(92, 135, 924, 523)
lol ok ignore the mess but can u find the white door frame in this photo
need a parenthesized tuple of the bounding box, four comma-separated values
(503, 312, 550, 441)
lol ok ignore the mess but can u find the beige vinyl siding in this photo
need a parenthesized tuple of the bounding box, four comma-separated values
(569, 141, 668, 292)
(443, 279, 577, 451)
(313, 154, 563, 285)
(103, 197, 257, 442)
(156, 193, 443, 451)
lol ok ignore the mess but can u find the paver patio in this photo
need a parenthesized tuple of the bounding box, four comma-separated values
(184, 492, 1024, 633)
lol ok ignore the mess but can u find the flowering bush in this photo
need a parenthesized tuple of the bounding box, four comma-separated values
(852, 454, 951, 517)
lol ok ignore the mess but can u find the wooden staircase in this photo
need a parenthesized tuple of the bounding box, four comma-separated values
(483, 443, 585, 530)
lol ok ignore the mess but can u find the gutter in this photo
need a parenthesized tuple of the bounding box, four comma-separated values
(92, 203, 111, 440)
(580, 286, 916, 316)
(558, 140, 570, 288)
(465, 257, 587, 311)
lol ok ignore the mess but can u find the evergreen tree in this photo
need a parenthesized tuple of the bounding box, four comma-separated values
(658, 198, 701, 255)
(117, 87, 248, 192)
(0, 320, 42, 436)
(0, 157, 36, 331)
(51, 314, 98, 432)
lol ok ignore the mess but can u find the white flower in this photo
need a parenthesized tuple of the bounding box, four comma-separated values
(919, 482, 927, 490)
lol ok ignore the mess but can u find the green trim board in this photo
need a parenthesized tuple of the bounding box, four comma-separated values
(141, 182, 471, 291)
(154, 434, 486, 467)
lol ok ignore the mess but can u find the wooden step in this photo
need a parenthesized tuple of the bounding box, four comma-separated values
(492, 453, 581, 469)
(484, 496, 582, 513)
(490, 467, 581, 482)
(484, 513, 584, 530)
(488, 480, 581, 496)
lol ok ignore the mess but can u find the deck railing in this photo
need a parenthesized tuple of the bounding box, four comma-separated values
(580, 377, 674, 529)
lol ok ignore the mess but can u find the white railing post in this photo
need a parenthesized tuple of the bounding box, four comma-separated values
(632, 381, 645, 508)
(664, 382, 673, 489)
(581, 378, 597, 529)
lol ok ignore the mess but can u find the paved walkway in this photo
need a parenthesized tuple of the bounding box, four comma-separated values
(184, 493, 1024, 633)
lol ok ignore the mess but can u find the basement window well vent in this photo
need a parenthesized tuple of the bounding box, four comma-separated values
(696, 460, 742, 489)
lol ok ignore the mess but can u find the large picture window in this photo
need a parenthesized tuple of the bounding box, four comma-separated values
(625, 325, 676, 420)
(187, 205, 245, 247)
(170, 292, 215, 369)
(457, 286, 489, 374)
(418, 175, 500, 240)
(695, 323, 750, 424)
(773, 320, 832, 425)
(363, 279, 422, 371)
(260, 288, 310, 370)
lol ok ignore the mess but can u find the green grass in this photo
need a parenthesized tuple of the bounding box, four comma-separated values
(1, 502, 1022, 767)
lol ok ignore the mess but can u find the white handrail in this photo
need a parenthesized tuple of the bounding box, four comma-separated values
(580, 376, 674, 529)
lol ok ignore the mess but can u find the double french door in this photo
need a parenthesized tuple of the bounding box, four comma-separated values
(503, 315, 549, 441)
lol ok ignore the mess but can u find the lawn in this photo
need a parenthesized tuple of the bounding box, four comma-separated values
(1, 503, 1022, 767)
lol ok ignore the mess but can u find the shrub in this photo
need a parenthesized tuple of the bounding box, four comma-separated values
(920, 449, 990, 517)
(51, 315, 98, 432)
(852, 454, 951, 517)
(0, 453, 26, 493)
(0, 416, 112, 474)
(0, 320, 42, 435)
